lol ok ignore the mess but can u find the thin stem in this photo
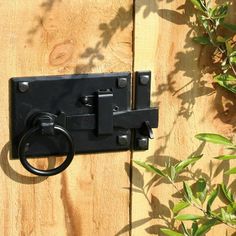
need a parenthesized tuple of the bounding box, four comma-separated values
(168, 178, 236, 230)
(230, 62, 236, 76)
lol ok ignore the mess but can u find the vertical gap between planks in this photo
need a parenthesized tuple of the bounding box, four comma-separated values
(129, 0, 136, 235)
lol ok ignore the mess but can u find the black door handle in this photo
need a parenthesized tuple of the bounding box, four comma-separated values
(18, 113, 74, 176)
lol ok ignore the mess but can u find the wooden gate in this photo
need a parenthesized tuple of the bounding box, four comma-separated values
(0, 1, 235, 235)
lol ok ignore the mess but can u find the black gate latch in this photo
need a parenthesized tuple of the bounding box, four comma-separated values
(11, 71, 158, 176)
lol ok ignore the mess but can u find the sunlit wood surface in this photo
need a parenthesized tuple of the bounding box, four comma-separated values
(0, 1, 133, 235)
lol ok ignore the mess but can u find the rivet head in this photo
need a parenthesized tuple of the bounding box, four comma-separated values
(18, 82, 29, 93)
(118, 77, 127, 88)
(139, 75, 150, 85)
(117, 135, 129, 146)
(81, 96, 89, 105)
(138, 138, 148, 150)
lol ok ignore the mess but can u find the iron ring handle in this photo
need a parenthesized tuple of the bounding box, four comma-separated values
(18, 125, 74, 176)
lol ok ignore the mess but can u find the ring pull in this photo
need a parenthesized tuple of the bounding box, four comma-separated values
(18, 113, 74, 176)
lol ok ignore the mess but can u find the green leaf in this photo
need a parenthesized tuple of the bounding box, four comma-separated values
(227, 202, 236, 214)
(160, 228, 183, 236)
(190, 0, 207, 13)
(210, 4, 228, 19)
(225, 40, 233, 56)
(173, 201, 190, 214)
(221, 183, 234, 203)
(225, 167, 236, 175)
(133, 160, 166, 177)
(220, 208, 236, 223)
(170, 165, 176, 181)
(195, 133, 233, 145)
(195, 178, 207, 203)
(175, 156, 202, 173)
(216, 36, 226, 43)
(223, 22, 236, 32)
(214, 74, 236, 94)
(191, 222, 198, 236)
(194, 219, 219, 236)
(215, 155, 236, 160)
(181, 223, 190, 236)
(183, 182, 193, 201)
(192, 36, 211, 45)
(206, 187, 218, 213)
(229, 51, 236, 64)
(175, 214, 202, 221)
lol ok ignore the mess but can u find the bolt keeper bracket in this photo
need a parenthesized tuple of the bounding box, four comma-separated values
(10, 71, 158, 175)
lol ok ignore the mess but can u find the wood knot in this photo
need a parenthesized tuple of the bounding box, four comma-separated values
(49, 40, 75, 66)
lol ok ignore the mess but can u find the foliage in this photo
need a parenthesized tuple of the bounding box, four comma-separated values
(134, 133, 236, 235)
(195, 133, 236, 175)
(191, 0, 236, 93)
(132, 2, 236, 235)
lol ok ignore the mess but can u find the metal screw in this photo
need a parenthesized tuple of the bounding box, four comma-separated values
(117, 135, 129, 146)
(113, 106, 119, 112)
(139, 75, 150, 85)
(18, 82, 29, 93)
(138, 138, 148, 150)
(118, 77, 127, 88)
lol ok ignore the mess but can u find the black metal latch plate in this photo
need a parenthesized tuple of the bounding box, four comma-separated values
(11, 71, 158, 158)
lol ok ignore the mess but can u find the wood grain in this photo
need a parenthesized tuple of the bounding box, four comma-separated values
(132, 0, 236, 235)
(0, 1, 133, 235)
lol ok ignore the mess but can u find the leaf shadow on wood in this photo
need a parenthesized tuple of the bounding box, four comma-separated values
(75, 2, 159, 73)
(154, 0, 216, 121)
(0, 142, 52, 184)
(154, 0, 236, 133)
(27, 0, 62, 45)
(212, 84, 236, 132)
(116, 163, 175, 236)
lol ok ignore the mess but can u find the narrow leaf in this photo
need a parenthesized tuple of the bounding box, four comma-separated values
(173, 201, 190, 214)
(175, 214, 202, 221)
(225, 167, 236, 175)
(190, 0, 207, 13)
(225, 40, 233, 56)
(191, 222, 198, 236)
(227, 202, 236, 214)
(221, 183, 234, 203)
(214, 74, 236, 94)
(210, 4, 228, 19)
(133, 160, 166, 177)
(215, 155, 236, 160)
(195, 219, 219, 236)
(175, 156, 202, 173)
(170, 165, 176, 181)
(207, 187, 218, 213)
(160, 228, 183, 236)
(183, 182, 193, 201)
(193, 36, 211, 45)
(195, 133, 233, 145)
(181, 223, 190, 236)
(220, 208, 235, 223)
(216, 36, 226, 43)
(195, 178, 207, 203)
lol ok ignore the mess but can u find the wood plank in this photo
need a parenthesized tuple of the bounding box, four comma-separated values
(0, 1, 133, 235)
(132, 0, 236, 235)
